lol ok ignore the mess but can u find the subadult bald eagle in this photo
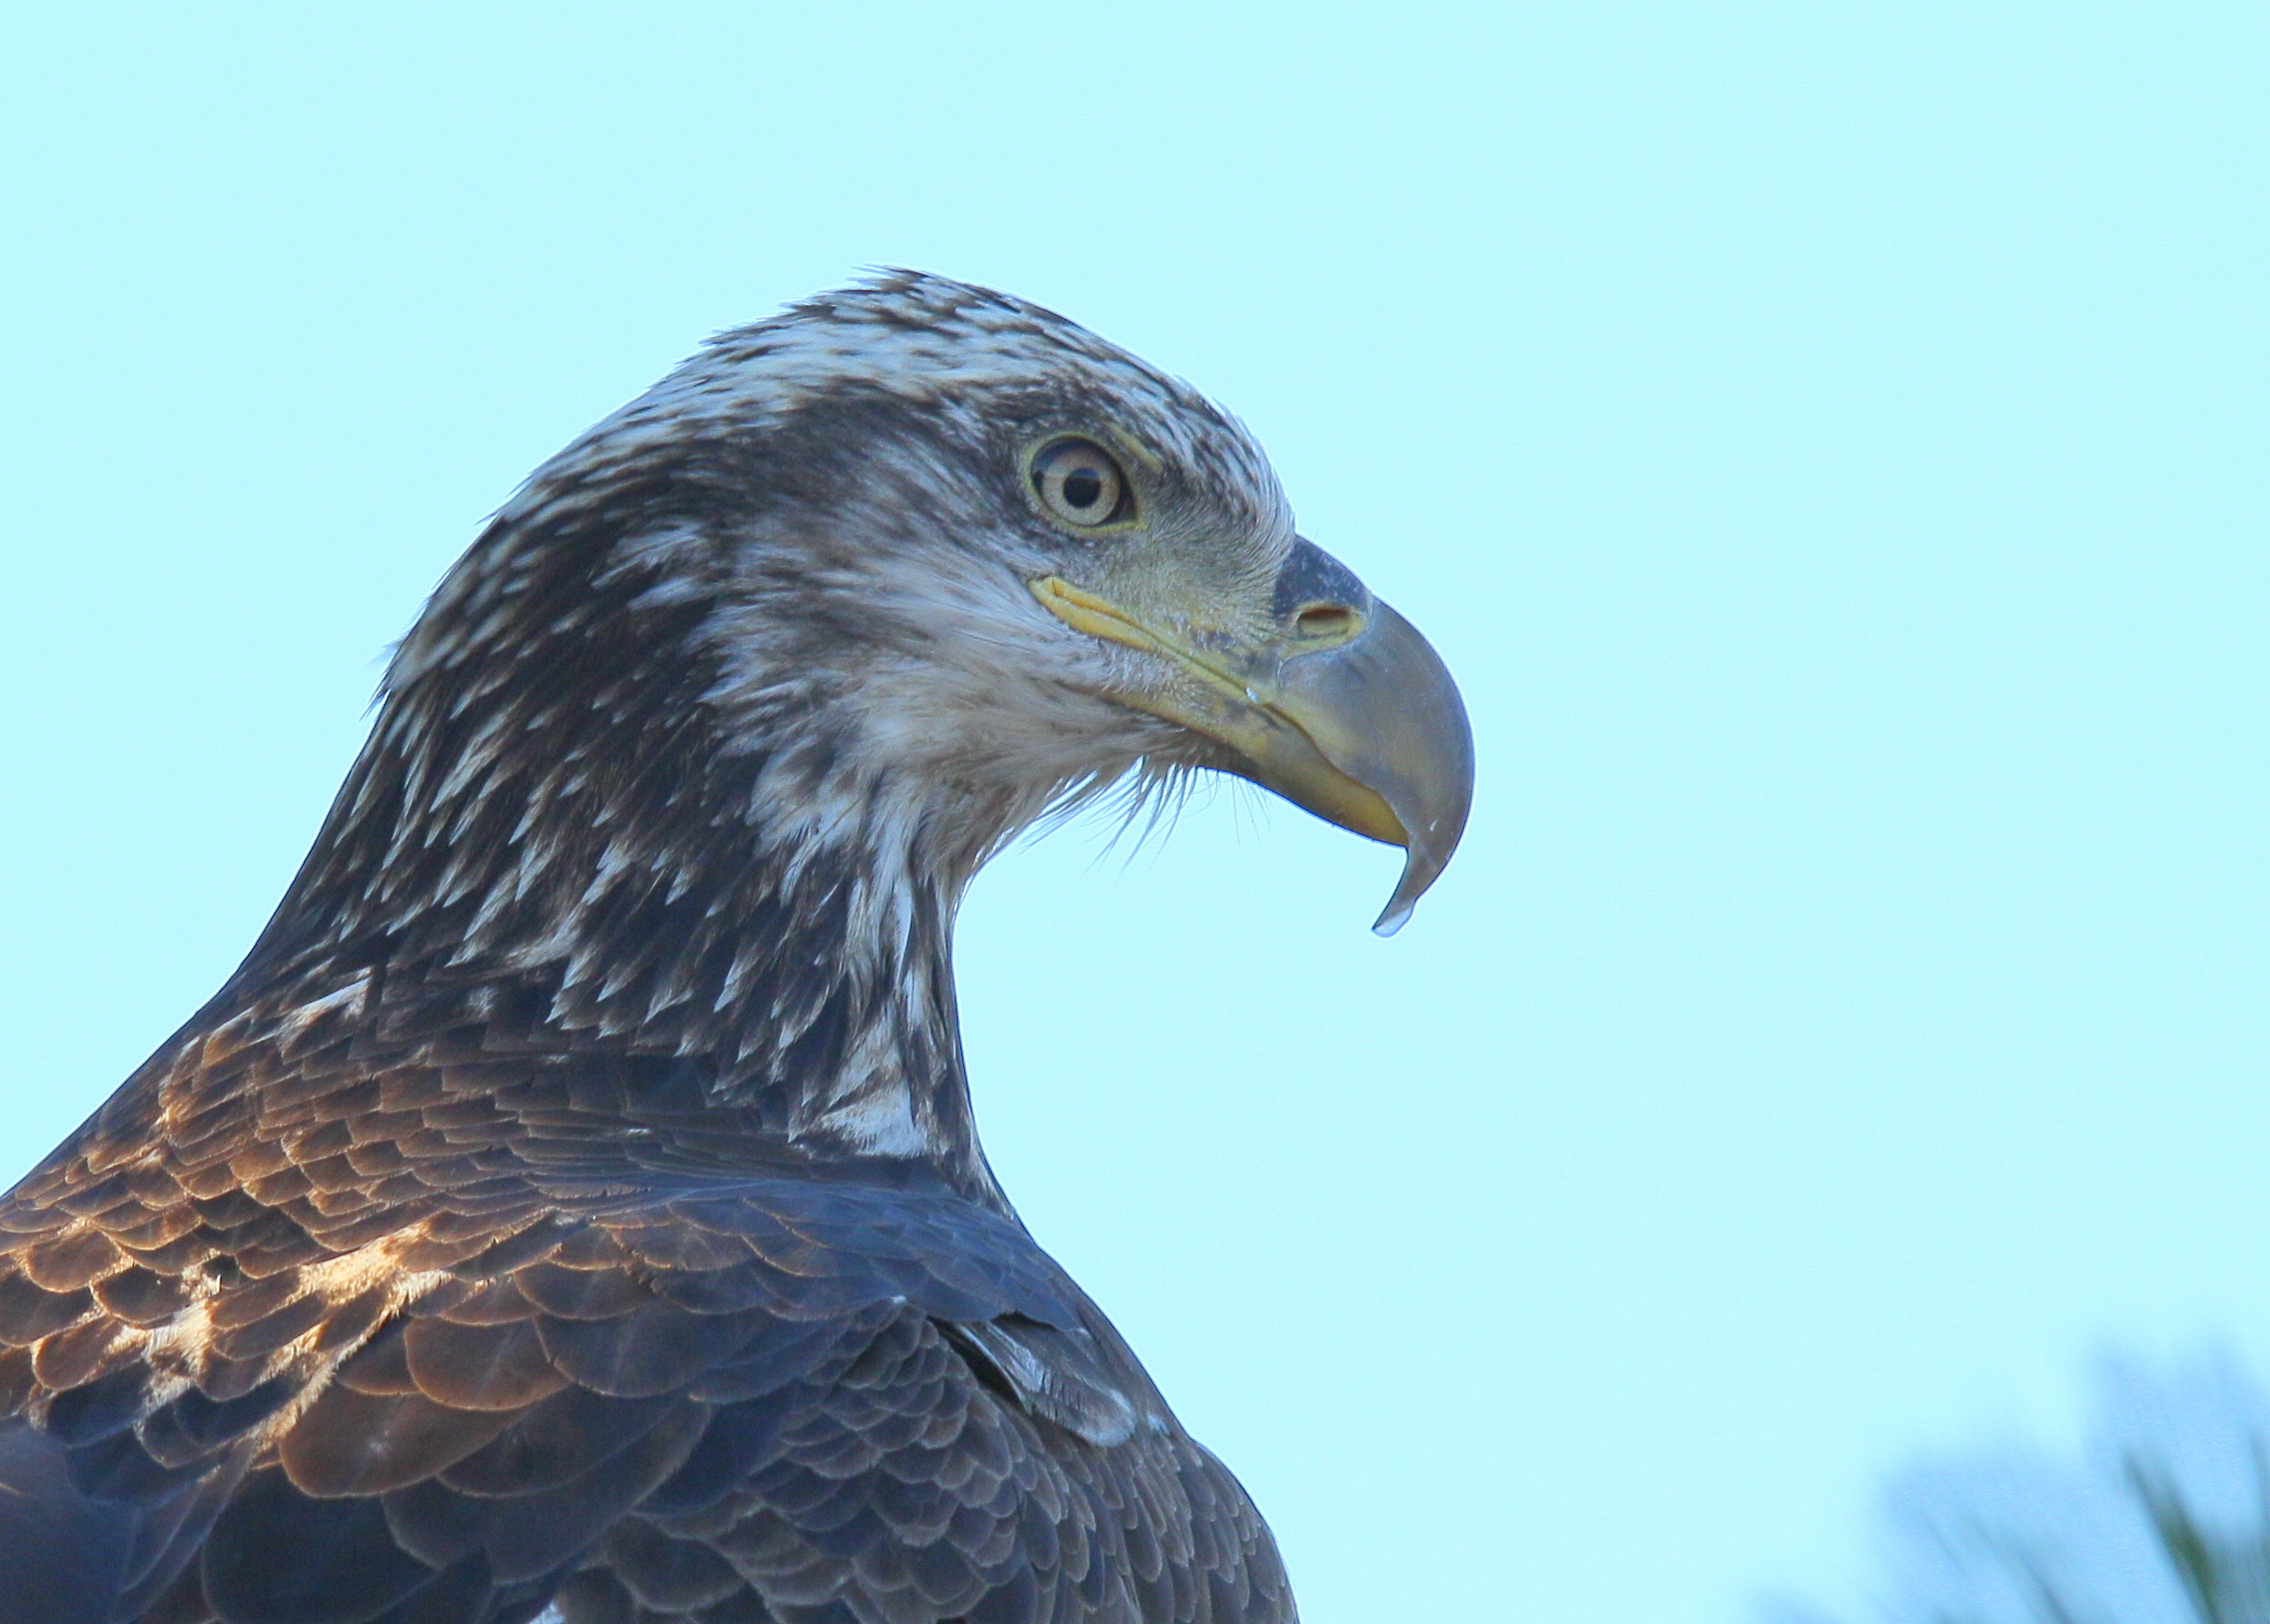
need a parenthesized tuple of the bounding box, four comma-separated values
(0, 274, 1471, 1624)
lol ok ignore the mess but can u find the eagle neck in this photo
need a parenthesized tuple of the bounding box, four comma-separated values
(226, 582, 1007, 1205)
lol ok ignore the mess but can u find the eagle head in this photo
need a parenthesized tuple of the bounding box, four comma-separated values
(249, 273, 1471, 1165)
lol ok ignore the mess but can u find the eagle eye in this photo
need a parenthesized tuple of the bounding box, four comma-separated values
(1030, 438, 1132, 529)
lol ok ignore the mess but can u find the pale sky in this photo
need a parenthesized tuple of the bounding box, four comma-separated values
(1, 4, 2263, 1618)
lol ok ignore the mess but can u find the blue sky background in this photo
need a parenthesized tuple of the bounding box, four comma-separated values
(1, 3, 2263, 1618)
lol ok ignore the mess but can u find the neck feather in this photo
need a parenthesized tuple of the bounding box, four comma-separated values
(225, 517, 1010, 1191)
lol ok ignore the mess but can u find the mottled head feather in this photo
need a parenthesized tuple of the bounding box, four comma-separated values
(410, 270, 1287, 605)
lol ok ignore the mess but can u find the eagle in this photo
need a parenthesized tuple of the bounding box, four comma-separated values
(0, 273, 1472, 1624)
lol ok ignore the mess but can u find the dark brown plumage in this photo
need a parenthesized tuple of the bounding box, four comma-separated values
(0, 274, 1469, 1623)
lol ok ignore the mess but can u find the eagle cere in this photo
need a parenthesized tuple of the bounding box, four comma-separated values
(0, 274, 1472, 1624)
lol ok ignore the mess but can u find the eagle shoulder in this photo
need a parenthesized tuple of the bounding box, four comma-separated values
(0, 1028, 1289, 1623)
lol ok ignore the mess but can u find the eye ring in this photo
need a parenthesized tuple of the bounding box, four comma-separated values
(1029, 437, 1134, 529)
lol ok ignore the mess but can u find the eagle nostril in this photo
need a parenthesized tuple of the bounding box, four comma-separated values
(1292, 603, 1362, 642)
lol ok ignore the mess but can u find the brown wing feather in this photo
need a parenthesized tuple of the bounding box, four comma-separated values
(0, 1003, 1292, 1624)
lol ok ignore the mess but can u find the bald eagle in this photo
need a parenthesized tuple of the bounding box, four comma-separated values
(0, 274, 1471, 1624)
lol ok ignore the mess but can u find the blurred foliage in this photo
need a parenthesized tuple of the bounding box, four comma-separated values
(1774, 1356, 2270, 1624)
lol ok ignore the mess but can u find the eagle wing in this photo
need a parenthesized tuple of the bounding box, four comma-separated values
(0, 1016, 1292, 1624)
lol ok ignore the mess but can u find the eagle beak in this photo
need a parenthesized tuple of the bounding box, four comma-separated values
(1031, 540, 1474, 934)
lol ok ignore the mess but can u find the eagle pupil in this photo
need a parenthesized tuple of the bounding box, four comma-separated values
(1063, 470, 1103, 510)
